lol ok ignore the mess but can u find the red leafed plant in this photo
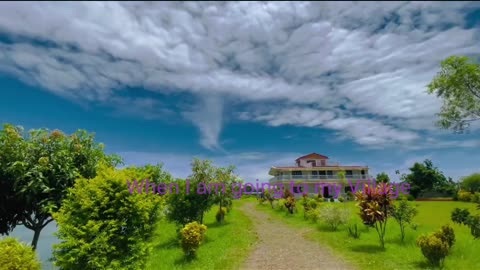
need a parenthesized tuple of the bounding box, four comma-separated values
(355, 183, 394, 249)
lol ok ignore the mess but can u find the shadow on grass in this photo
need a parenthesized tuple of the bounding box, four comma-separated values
(349, 244, 386, 253)
(412, 260, 441, 270)
(152, 237, 178, 250)
(174, 254, 197, 266)
(205, 220, 231, 229)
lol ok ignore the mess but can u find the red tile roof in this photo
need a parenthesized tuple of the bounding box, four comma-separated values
(295, 153, 329, 161)
(272, 166, 368, 170)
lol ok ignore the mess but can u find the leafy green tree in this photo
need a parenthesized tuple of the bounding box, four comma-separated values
(0, 124, 121, 249)
(404, 159, 448, 198)
(167, 159, 230, 226)
(212, 165, 237, 221)
(52, 165, 165, 270)
(376, 172, 390, 183)
(390, 197, 418, 242)
(460, 173, 480, 193)
(427, 56, 480, 133)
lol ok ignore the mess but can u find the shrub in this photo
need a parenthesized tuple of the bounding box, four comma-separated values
(458, 191, 472, 202)
(411, 223, 419, 231)
(305, 208, 320, 222)
(416, 234, 449, 266)
(52, 165, 163, 270)
(276, 199, 287, 211)
(347, 224, 361, 239)
(407, 194, 415, 201)
(433, 225, 455, 249)
(319, 205, 350, 231)
(451, 208, 471, 225)
(468, 215, 480, 239)
(0, 237, 41, 270)
(329, 197, 335, 202)
(338, 196, 345, 202)
(283, 190, 296, 214)
(390, 198, 418, 242)
(216, 207, 227, 223)
(346, 191, 354, 201)
(471, 192, 480, 203)
(356, 183, 394, 248)
(308, 198, 318, 209)
(316, 193, 324, 202)
(180, 222, 207, 257)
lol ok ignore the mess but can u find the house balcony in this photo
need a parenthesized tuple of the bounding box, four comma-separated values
(269, 175, 369, 182)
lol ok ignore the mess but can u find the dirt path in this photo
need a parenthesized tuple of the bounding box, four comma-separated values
(239, 202, 356, 270)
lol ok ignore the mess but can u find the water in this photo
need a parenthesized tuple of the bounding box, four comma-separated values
(8, 222, 59, 270)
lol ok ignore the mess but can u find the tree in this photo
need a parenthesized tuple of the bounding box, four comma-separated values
(212, 165, 237, 223)
(0, 124, 121, 250)
(390, 197, 418, 242)
(166, 159, 229, 226)
(427, 56, 480, 133)
(356, 183, 394, 249)
(404, 159, 448, 198)
(460, 173, 480, 193)
(52, 165, 164, 269)
(376, 172, 390, 183)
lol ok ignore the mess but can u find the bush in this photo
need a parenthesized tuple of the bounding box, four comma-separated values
(338, 196, 345, 202)
(458, 191, 472, 202)
(0, 237, 41, 270)
(52, 165, 163, 270)
(308, 198, 318, 209)
(305, 208, 320, 222)
(346, 191, 354, 201)
(407, 194, 415, 201)
(319, 205, 350, 231)
(347, 224, 361, 239)
(433, 225, 455, 249)
(276, 199, 287, 211)
(471, 192, 480, 203)
(451, 208, 471, 225)
(329, 197, 335, 202)
(216, 207, 227, 223)
(316, 193, 324, 202)
(468, 215, 480, 239)
(180, 222, 207, 257)
(416, 234, 450, 266)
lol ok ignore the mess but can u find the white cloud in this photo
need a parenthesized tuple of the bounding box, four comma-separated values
(0, 2, 479, 149)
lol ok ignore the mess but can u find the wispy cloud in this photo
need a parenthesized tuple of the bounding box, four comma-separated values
(0, 2, 479, 149)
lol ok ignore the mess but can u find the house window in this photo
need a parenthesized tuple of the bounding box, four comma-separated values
(326, 171, 333, 176)
(346, 170, 353, 175)
(320, 160, 326, 166)
(292, 171, 302, 176)
(312, 171, 318, 175)
(306, 160, 316, 167)
(293, 186, 303, 193)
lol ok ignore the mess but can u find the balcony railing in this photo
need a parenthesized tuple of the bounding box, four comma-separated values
(269, 175, 369, 182)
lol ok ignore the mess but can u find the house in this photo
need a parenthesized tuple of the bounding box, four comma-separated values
(268, 153, 370, 197)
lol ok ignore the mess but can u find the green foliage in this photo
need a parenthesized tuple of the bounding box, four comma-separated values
(304, 208, 320, 222)
(180, 222, 207, 257)
(416, 234, 450, 267)
(451, 208, 471, 225)
(319, 204, 350, 231)
(52, 165, 163, 270)
(347, 224, 361, 239)
(283, 189, 296, 214)
(0, 124, 120, 249)
(404, 159, 449, 198)
(468, 215, 480, 239)
(461, 173, 480, 193)
(355, 183, 394, 248)
(458, 191, 473, 202)
(0, 237, 41, 270)
(216, 207, 227, 223)
(346, 191, 354, 201)
(390, 197, 418, 242)
(329, 197, 335, 202)
(471, 192, 480, 203)
(338, 196, 345, 202)
(427, 56, 480, 133)
(376, 172, 390, 183)
(167, 159, 236, 226)
(433, 225, 455, 249)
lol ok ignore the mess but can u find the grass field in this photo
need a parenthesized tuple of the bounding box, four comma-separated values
(256, 199, 480, 270)
(146, 199, 257, 270)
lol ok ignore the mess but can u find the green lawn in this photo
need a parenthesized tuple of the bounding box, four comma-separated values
(146, 199, 257, 270)
(256, 199, 480, 270)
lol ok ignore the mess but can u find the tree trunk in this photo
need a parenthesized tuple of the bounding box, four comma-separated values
(31, 227, 42, 250)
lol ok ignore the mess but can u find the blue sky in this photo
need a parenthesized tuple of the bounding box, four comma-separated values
(0, 2, 479, 183)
